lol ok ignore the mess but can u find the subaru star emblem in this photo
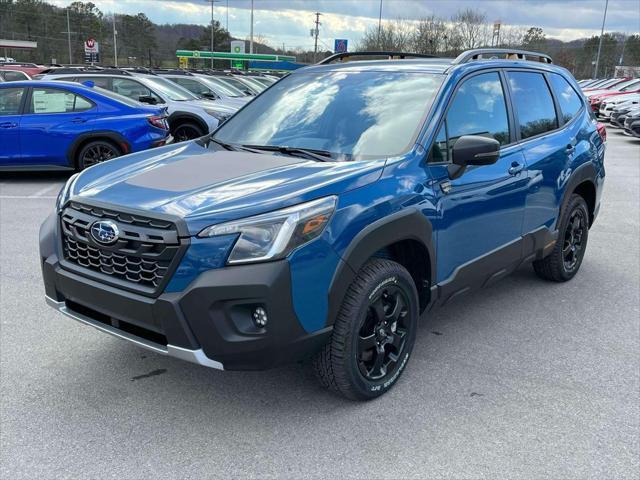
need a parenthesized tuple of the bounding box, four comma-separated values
(90, 220, 120, 245)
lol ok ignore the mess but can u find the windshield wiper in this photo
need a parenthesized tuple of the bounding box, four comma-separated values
(243, 145, 333, 162)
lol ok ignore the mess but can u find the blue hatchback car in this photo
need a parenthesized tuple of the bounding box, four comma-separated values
(40, 49, 605, 400)
(0, 81, 170, 171)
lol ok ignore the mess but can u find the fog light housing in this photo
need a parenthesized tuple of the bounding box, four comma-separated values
(252, 307, 268, 327)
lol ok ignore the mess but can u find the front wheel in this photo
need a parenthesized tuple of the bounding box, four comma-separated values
(313, 259, 419, 400)
(172, 122, 205, 142)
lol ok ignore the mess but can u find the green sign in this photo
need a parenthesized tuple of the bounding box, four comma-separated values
(176, 50, 296, 62)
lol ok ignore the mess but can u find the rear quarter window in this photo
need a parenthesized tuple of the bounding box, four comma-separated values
(548, 73, 583, 123)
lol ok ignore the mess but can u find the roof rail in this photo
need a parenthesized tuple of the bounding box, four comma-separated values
(452, 48, 553, 65)
(154, 69, 193, 76)
(318, 51, 437, 65)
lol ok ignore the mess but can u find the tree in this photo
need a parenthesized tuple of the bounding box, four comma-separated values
(623, 34, 640, 65)
(522, 27, 547, 51)
(413, 15, 447, 54)
(356, 19, 414, 51)
(451, 9, 488, 50)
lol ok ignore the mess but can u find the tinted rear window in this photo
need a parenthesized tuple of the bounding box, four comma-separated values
(548, 73, 583, 123)
(508, 72, 558, 139)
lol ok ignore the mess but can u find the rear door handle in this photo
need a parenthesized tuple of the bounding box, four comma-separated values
(508, 162, 524, 176)
(0, 122, 17, 128)
(566, 143, 576, 155)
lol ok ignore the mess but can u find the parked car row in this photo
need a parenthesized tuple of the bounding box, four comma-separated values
(580, 77, 640, 138)
(0, 63, 281, 171)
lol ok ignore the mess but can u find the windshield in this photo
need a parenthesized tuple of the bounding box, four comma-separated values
(620, 80, 640, 92)
(218, 76, 259, 94)
(142, 77, 197, 101)
(200, 76, 245, 97)
(214, 70, 443, 160)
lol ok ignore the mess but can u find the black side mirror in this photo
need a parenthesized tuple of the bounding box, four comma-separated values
(202, 91, 218, 100)
(138, 95, 158, 105)
(448, 135, 500, 179)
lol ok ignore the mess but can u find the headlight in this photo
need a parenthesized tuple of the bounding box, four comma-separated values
(56, 173, 79, 212)
(198, 196, 337, 264)
(205, 109, 231, 123)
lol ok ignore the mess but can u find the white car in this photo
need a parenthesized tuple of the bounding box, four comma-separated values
(39, 70, 240, 141)
(157, 71, 250, 108)
(599, 93, 640, 119)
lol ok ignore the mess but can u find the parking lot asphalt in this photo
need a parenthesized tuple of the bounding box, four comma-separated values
(1, 132, 639, 480)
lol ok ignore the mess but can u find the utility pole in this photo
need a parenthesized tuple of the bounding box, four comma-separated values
(377, 0, 383, 49)
(594, 0, 609, 79)
(250, 0, 254, 54)
(205, 0, 220, 68)
(65, 8, 73, 64)
(112, 13, 118, 67)
(226, 0, 229, 32)
(313, 12, 322, 63)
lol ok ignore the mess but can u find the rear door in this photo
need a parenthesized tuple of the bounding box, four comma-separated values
(0, 86, 26, 166)
(19, 86, 98, 166)
(505, 70, 571, 234)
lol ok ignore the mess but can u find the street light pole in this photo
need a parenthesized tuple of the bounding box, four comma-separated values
(377, 0, 383, 49)
(250, 0, 254, 54)
(594, 0, 609, 79)
(112, 13, 118, 67)
(66, 9, 72, 64)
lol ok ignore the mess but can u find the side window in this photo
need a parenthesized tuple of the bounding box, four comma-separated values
(3, 71, 28, 82)
(73, 96, 93, 112)
(429, 72, 509, 163)
(112, 78, 160, 103)
(548, 73, 583, 123)
(29, 88, 93, 114)
(508, 72, 558, 139)
(174, 78, 209, 96)
(0, 88, 25, 115)
(82, 76, 111, 90)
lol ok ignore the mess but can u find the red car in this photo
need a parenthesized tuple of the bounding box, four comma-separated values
(0, 63, 48, 77)
(587, 79, 640, 113)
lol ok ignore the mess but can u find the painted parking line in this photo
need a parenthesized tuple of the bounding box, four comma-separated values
(28, 183, 64, 198)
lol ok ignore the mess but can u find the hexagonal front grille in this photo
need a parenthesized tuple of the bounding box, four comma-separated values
(60, 202, 183, 294)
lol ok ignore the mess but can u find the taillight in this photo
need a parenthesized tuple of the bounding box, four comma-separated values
(596, 122, 607, 142)
(147, 115, 168, 130)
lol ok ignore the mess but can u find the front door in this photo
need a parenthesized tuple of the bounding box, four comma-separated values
(0, 86, 25, 167)
(427, 71, 528, 287)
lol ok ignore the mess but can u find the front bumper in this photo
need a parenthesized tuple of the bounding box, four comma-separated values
(40, 213, 331, 371)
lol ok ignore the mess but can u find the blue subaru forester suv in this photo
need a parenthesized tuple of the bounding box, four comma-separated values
(40, 49, 605, 400)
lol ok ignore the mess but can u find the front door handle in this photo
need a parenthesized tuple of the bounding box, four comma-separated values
(508, 162, 524, 176)
(71, 117, 87, 124)
(566, 144, 576, 155)
(0, 122, 17, 128)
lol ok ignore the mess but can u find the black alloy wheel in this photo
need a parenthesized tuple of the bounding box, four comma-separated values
(562, 208, 587, 272)
(77, 140, 120, 170)
(313, 258, 419, 400)
(533, 193, 590, 282)
(173, 122, 204, 142)
(357, 284, 410, 381)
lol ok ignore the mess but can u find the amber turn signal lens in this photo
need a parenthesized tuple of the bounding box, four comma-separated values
(301, 214, 329, 235)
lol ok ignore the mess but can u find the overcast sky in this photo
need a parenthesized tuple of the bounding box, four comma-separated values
(50, 0, 640, 50)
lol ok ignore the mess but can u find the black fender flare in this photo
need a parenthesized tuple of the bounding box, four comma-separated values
(66, 131, 131, 167)
(168, 112, 209, 135)
(557, 161, 597, 229)
(326, 208, 435, 325)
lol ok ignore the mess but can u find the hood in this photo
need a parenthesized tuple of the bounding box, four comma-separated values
(185, 98, 241, 113)
(70, 142, 385, 235)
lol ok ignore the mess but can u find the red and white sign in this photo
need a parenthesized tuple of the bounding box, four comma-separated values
(84, 38, 99, 54)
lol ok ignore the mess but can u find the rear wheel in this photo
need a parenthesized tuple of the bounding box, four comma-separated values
(77, 140, 121, 170)
(313, 258, 419, 400)
(533, 193, 590, 282)
(172, 122, 205, 142)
